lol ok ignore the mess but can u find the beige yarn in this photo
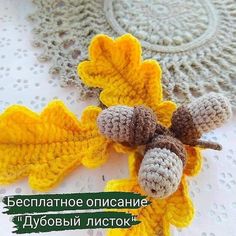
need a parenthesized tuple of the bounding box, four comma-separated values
(97, 105, 157, 146)
(96, 93, 232, 198)
(29, 0, 236, 106)
(97, 105, 134, 143)
(171, 93, 232, 145)
(188, 93, 232, 133)
(138, 147, 183, 198)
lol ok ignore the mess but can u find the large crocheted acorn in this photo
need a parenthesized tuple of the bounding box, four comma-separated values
(98, 93, 232, 199)
(170, 93, 232, 149)
(97, 105, 157, 146)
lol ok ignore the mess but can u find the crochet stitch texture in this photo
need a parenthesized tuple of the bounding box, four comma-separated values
(30, 0, 236, 107)
(170, 93, 232, 145)
(97, 93, 231, 199)
(138, 147, 183, 198)
(78, 34, 203, 236)
(97, 105, 157, 146)
(0, 102, 111, 191)
(0, 33, 230, 236)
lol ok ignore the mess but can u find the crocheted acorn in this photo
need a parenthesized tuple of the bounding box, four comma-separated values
(97, 105, 157, 146)
(170, 93, 232, 149)
(138, 135, 186, 198)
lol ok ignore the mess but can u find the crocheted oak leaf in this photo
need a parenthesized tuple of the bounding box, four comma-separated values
(78, 34, 176, 127)
(0, 101, 110, 191)
(105, 148, 202, 236)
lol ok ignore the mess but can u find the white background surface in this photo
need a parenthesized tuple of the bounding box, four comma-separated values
(0, 1, 235, 235)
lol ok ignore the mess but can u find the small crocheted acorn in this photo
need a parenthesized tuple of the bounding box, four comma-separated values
(97, 105, 157, 146)
(170, 93, 232, 149)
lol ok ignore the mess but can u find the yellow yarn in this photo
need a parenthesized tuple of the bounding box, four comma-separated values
(79, 34, 203, 236)
(105, 148, 202, 236)
(0, 33, 203, 235)
(78, 34, 176, 127)
(0, 101, 111, 191)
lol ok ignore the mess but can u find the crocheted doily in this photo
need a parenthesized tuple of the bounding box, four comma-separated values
(30, 0, 236, 107)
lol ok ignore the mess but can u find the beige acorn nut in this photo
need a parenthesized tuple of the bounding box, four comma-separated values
(97, 105, 157, 146)
(170, 93, 232, 146)
(138, 135, 186, 198)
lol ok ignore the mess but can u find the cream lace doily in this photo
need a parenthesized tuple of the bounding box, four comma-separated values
(30, 0, 236, 107)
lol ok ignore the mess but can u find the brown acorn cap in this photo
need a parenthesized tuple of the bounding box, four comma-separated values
(170, 105, 200, 144)
(129, 105, 157, 146)
(146, 134, 187, 167)
(170, 93, 232, 146)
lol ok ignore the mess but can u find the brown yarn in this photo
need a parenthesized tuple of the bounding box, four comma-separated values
(98, 93, 231, 151)
(155, 123, 173, 136)
(170, 105, 201, 145)
(146, 135, 187, 166)
(129, 105, 157, 146)
(193, 140, 222, 150)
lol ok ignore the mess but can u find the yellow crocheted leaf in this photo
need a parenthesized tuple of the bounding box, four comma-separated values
(105, 179, 193, 236)
(184, 146, 202, 176)
(0, 101, 110, 191)
(78, 34, 176, 127)
(112, 142, 136, 154)
(128, 152, 143, 179)
(165, 177, 194, 227)
(105, 153, 195, 236)
(106, 176, 169, 236)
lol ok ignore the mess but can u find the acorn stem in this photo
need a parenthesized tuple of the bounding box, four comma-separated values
(193, 140, 222, 151)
